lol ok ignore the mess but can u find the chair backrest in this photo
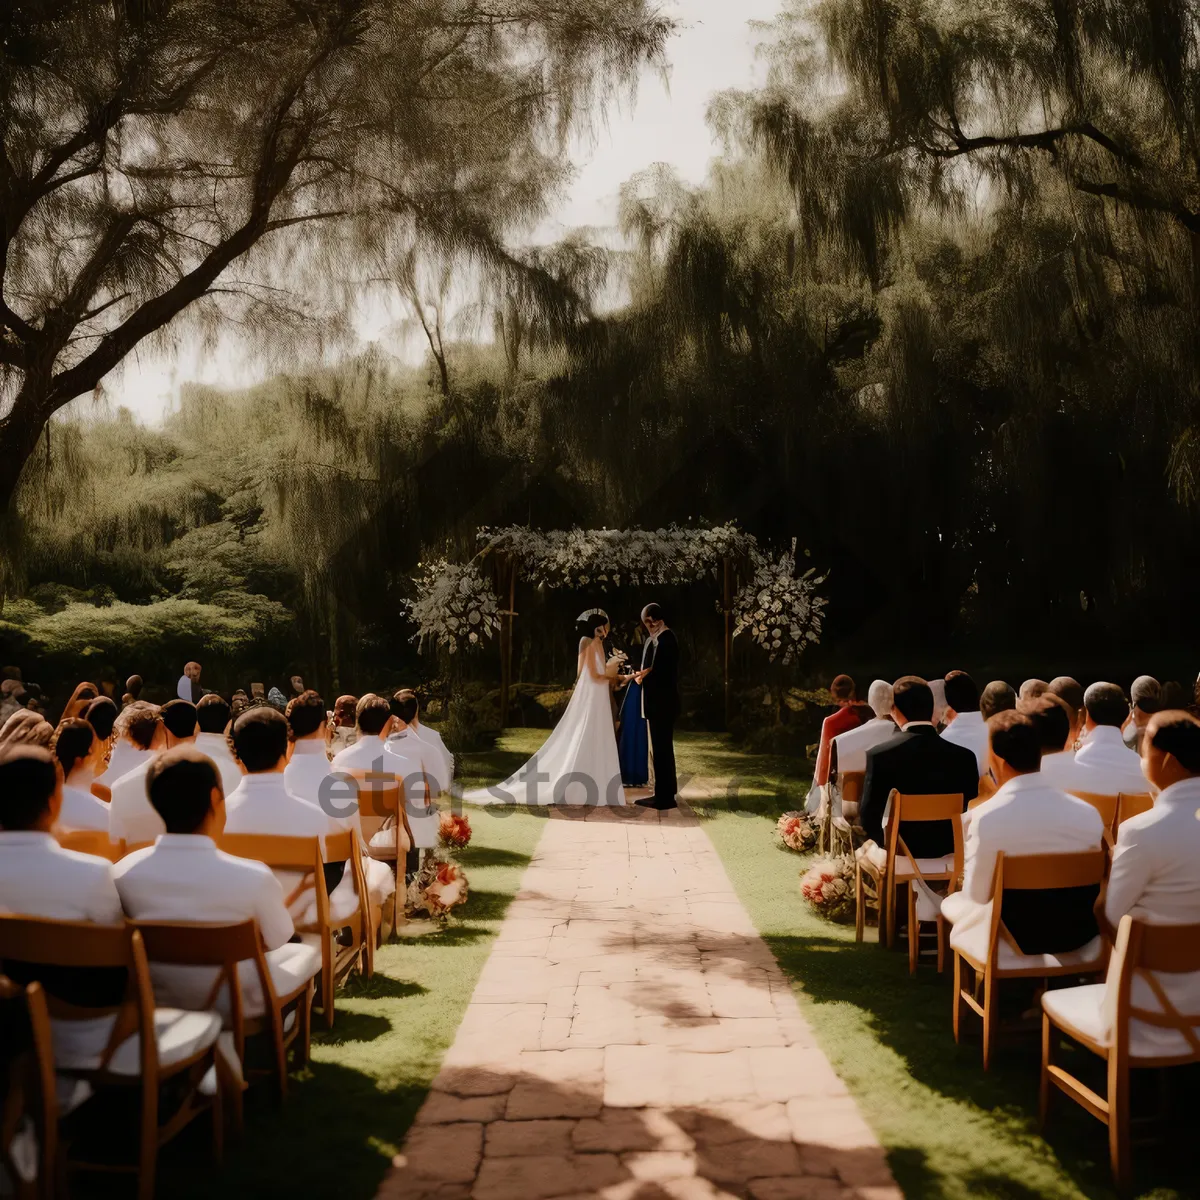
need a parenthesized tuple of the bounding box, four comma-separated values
(130, 919, 268, 1062)
(56, 829, 123, 861)
(0, 917, 157, 1079)
(90, 781, 111, 804)
(987, 850, 1107, 964)
(0, 977, 57, 1197)
(1110, 915, 1200, 1058)
(218, 833, 321, 873)
(1116, 791, 1153, 828)
(346, 771, 413, 861)
(885, 792, 965, 881)
(1068, 790, 1120, 830)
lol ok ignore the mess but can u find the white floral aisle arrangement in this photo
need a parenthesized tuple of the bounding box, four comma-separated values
(800, 856, 856, 923)
(404, 559, 501, 654)
(776, 811, 817, 853)
(405, 853, 469, 924)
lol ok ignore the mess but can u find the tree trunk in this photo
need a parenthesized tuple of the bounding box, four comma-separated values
(0, 377, 54, 514)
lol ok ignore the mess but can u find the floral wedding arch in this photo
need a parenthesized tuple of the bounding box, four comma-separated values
(404, 523, 827, 729)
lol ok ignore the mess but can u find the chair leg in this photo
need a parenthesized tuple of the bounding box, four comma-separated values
(907, 885, 918, 974)
(1108, 1055, 1132, 1194)
(1039, 1013, 1053, 1130)
(952, 953, 963, 1044)
(298, 980, 314, 1069)
(981, 970, 997, 1071)
(322, 935, 335, 1030)
(855, 868, 865, 943)
(885, 880, 897, 950)
(936, 915, 946, 974)
(210, 1066, 224, 1164)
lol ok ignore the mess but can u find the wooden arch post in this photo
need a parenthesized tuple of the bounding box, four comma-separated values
(498, 555, 518, 732)
(723, 556, 733, 730)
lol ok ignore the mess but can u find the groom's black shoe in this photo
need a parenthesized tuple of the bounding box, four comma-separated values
(636, 798, 678, 810)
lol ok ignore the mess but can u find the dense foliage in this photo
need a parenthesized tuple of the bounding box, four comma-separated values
(6, 0, 1200, 709)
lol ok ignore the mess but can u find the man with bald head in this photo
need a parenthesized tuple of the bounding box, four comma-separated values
(1123, 675, 1161, 755)
(1041, 682, 1145, 795)
(830, 680, 896, 778)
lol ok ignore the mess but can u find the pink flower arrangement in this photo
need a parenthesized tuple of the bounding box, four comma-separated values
(406, 853, 470, 922)
(799, 856, 856, 922)
(776, 811, 817, 854)
(439, 812, 472, 849)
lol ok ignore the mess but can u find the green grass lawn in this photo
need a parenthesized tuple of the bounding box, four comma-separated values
(153, 728, 1195, 1199)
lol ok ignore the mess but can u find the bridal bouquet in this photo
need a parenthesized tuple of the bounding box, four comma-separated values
(799, 856, 856, 923)
(605, 649, 628, 680)
(776, 811, 817, 854)
(439, 811, 472, 849)
(406, 854, 469, 923)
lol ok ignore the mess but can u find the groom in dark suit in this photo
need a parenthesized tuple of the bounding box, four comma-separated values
(635, 603, 680, 810)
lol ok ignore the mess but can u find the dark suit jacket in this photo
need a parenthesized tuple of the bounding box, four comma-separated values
(861, 724, 979, 857)
(641, 629, 680, 723)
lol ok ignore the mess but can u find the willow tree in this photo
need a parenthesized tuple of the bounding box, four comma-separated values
(0, 0, 671, 513)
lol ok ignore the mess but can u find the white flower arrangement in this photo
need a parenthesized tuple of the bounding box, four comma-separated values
(404, 558, 502, 655)
(732, 539, 828, 666)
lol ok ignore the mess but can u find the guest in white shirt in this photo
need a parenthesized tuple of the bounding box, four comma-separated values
(1040, 677, 1085, 772)
(95, 699, 160, 788)
(1040, 682, 1146, 796)
(114, 747, 319, 1020)
(177, 660, 202, 703)
(0, 746, 125, 1066)
(1094, 710, 1200, 1050)
(109, 700, 197, 847)
(51, 718, 110, 833)
(82, 695, 118, 758)
(394, 689, 454, 795)
(829, 680, 895, 776)
(195, 694, 243, 798)
(943, 710, 1105, 958)
(940, 671, 989, 775)
(329, 694, 394, 773)
(224, 707, 356, 925)
(327, 694, 359, 756)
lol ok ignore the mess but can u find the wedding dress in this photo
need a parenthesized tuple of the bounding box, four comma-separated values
(464, 637, 627, 807)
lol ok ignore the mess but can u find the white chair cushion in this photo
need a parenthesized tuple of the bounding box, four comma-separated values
(55, 1007, 221, 1075)
(363, 857, 396, 904)
(258, 942, 321, 1011)
(368, 826, 411, 856)
(1044, 980, 1200, 1061)
(951, 920, 1104, 973)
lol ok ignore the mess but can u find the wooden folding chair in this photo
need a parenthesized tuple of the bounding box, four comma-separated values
(347, 769, 412, 938)
(130, 919, 315, 1111)
(1041, 916, 1200, 1194)
(1115, 792, 1153, 831)
(838, 770, 864, 824)
(1069, 791, 1120, 845)
(55, 830, 123, 862)
(0, 917, 222, 1200)
(953, 849, 1108, 1070)
(90, 781, 111, 804)
(0, 978, 57, 1200)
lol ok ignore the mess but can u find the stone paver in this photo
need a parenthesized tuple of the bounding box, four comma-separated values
(379, 807, 899, 1200)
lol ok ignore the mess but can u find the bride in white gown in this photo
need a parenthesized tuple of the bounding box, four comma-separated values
(465, 610, 627, 807)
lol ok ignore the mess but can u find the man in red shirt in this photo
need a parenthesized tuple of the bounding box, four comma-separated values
(814, 674, 863, 789)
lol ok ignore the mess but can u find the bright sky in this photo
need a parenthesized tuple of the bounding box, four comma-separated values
(112, 0, 782, 422)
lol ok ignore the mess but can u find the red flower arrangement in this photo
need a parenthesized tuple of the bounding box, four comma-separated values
(439, 812, 472, 849)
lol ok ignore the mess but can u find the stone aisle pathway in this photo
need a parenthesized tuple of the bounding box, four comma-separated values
(379, 806, 900, 1200)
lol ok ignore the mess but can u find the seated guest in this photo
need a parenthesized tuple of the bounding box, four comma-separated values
(1045, 676, 1085, 759)
(1161, 680, 1189, 712)
(1095, 711, 1200, 1050)
(396, 689, 454, 794)
(283, 690, 340, 808)
(51, 719, 110, 833)
(384, 690, 443, 857)
(327, 694, 359, 756)
(1021, 693, 1074, 759)
(83, 695, 118, 748)
(980, 680, 1017, 721)
(95, 700, 159, 786)
(1123, 675, 1161, 754)
(108, 700, 196, 847)
(329, 694, 394, 772)
(61, 682, 98, 722)
(114, 748, 318, 1019)
(861, 676, 979, 858)
(0, 709, 53, 748)
(1019, 678, 1049, 702)
(122, 674, 144, 707)
(830, 680, 896, 778)
(943, 711, 1104, 956)
(813, 675, 862, 790)
(224, 708, 355, 924)
(1040, 682, 1146, 795)
(940, 671, 989, 775)
(0, 747, 124, 1064)
(929, 678, 947, 729)
(194, 694, 242, 797)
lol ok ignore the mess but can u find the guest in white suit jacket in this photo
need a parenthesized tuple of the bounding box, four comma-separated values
(830, 680, 895, 776)
(95, 699, 161, 788)
(114, 747, 320, 1020)
(329, 694, 395, 773)
(940, 671, 989, 775)
(108, 699, 197, 847)
(943, 711, 1105, 959)
(195, 694, 243, 798)
(0, 746, 125, 1068)
(1040, 682, 1146, 796)
(224, 707, 357, 926)
(1097, 710, 1200, 1051)
(392, 689, 453, 795)
(52, 718, 111, 833)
